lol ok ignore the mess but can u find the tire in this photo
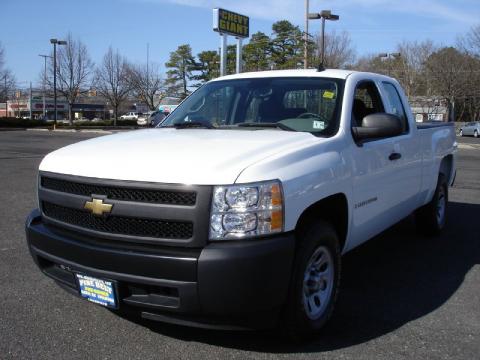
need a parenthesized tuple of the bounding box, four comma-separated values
(459, 129, 463, 137)
(415, 174, 448, 236)
(282, 220, 341, 339)
(475, 130, 478, 138)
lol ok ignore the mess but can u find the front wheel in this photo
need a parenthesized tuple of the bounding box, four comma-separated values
(459, 129, 463, 137)
(282, 221, 341, 339)
(415, 174, 448, 236)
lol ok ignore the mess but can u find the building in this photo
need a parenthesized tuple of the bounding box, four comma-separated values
(1, 91, 106, 120)
(409, 96, 450, 122)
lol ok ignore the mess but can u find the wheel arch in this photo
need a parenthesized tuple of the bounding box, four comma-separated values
(294, 193, 349, 253)
(439, 154, 454, 185)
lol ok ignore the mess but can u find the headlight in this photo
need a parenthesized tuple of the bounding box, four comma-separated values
(209, 180, 284, 240)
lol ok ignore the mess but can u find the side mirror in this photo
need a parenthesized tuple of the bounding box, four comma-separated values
(352, 113, 403, 142)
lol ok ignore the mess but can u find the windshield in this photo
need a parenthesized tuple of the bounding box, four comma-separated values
(161, 77, 344, 136)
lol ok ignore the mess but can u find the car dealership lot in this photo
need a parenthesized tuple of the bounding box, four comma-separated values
(0, 130, 479, 359)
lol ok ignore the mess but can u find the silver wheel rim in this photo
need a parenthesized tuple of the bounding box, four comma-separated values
(437, 189, 446, 225)
(460, 130, 463, 136)
(475, 131, 478, 138)
(302, 246, 334, 320)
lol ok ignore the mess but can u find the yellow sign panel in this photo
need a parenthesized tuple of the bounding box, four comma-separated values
(213, 8, 249, 38)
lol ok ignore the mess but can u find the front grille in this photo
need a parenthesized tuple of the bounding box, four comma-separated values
(42, 202, 193, 240)
(41, 176, 196, 206)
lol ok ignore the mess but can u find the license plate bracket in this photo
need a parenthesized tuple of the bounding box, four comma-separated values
(75, 273, 118, 309)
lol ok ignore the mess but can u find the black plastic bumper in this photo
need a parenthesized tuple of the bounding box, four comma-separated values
(26, 209, 295, 330)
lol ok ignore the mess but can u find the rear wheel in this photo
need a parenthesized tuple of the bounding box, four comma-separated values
(415, 174, 448, 236)
(283, 221, 341, 339)
(475, 130, 478, 138)
(459, 129, 463, 137)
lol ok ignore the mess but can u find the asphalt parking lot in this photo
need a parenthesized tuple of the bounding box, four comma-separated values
(0, 130, 479, 359)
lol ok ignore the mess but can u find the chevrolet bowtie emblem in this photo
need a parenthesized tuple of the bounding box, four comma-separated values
(84, 198, 113, 216)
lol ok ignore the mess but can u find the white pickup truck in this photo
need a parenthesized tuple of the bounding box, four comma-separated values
(26, 69, 456, 337)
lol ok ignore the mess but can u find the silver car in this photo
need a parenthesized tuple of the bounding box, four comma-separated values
(459, 122, 480, 138)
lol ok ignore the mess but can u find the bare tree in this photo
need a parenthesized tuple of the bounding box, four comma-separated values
(95, 48, 131, 125)
(0, 42, 4, 70)
(313, 30, 356, 68)
(126, 63, 165, 110)
(425, 47, 473, 121)
(395, 40, 437, 96)
(46, 33, 94, 124)
(0, 43, 16, 104)
(353, 53, 384, 73)
(458, 24, 480, 57)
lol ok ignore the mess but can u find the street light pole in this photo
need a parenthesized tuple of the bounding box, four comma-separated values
(50, 38, 67, 128)
(378, 52, 401, 77)
(308, 10, 339, 70)
(321, 16, 326, 68)
(39, 54, 52, 119)
(3, 74, 6, 117)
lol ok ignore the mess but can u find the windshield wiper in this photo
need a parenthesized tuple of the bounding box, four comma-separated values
(172, 122, 215, 129)
(236, 122, 295, 131)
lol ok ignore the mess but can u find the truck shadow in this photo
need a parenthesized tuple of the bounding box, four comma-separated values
(118, 201, 480, 353)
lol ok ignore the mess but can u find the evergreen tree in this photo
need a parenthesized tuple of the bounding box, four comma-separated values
(193, 50, 220, 85)
(243, 32, 272, 72)
(270, 20, 304, 69)
(165, 44, 196, 99)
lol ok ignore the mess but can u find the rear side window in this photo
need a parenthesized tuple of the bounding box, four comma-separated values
(382, 82, 408, 133)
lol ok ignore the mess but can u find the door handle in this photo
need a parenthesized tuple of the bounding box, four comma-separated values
(389, 152, 402, 161)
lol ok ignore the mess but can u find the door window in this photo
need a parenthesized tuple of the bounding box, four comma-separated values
(352, 81, 384, 127)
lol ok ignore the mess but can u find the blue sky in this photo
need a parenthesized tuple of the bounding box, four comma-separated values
(1, 0, 479, 87)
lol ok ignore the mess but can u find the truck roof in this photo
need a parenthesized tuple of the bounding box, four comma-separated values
(211, 69, 358, 82)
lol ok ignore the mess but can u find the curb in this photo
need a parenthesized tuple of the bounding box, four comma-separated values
(0, 128, 27, 132)
(25, 128, 115, 134)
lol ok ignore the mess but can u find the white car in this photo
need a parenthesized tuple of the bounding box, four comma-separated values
(459, 121, 480, 138)
(120, 112, 138, 120)
(136, 113, 148, 126)
(26, 69, 456, 337)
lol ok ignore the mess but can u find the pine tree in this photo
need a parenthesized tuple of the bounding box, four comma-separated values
(165, 44, 196, 99)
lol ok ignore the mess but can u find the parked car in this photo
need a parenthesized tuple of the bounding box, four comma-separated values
(120, 112, 138, 120)
(136, 113, 148, 126)
(459, 122, 480, 138)
(26, 69, 456, 338)
(148, 111, 167, 127)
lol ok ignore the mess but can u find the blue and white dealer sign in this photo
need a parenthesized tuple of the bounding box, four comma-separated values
(76, 274, 117, 308)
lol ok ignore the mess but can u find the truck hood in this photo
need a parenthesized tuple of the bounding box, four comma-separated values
(39, 128, 317, 184)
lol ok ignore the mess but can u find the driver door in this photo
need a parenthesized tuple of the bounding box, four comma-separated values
(348, 80, 417, 248)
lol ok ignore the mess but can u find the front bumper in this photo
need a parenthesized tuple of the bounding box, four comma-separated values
(26, 209, 295, 330)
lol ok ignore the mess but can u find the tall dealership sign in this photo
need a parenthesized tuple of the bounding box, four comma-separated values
(213, 8, 250, 76)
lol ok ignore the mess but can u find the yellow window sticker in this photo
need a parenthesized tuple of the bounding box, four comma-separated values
(323, 91, 335, 99)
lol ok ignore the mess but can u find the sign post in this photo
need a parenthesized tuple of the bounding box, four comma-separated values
(220, 34, 227, 77)
(213, 8, 249, 76)
(236, 38, 243, 73)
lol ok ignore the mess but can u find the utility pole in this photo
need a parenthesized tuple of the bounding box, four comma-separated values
(39, 54, 52, 119)
(304, 0, 309, 69)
